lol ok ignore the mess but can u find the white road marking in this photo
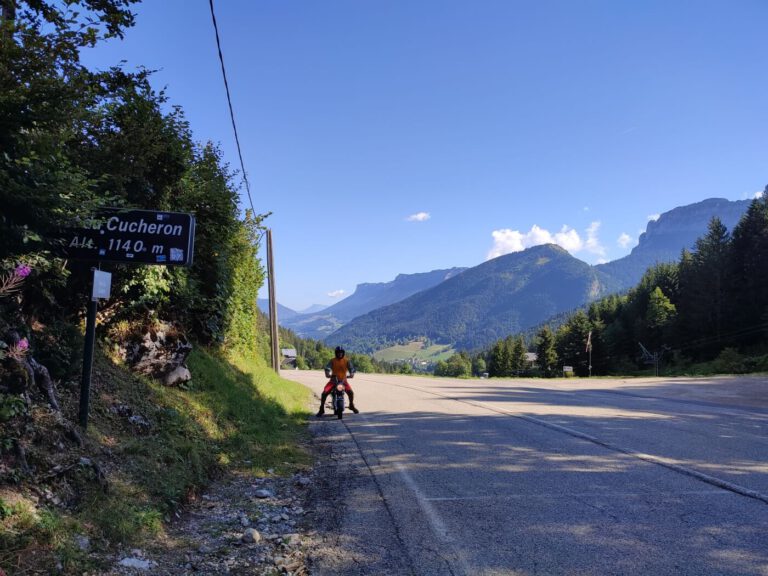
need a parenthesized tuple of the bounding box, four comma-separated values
(358, 413, 473, 576)
(424, 490, 732, 501)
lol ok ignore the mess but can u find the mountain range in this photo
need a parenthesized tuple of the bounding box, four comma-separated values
(595, 197, 751, 288)
(279, 267, 466, 340)
(274, 197, 753, 352)
(257, 299, 300, 321)
(331, 244, 607, 351)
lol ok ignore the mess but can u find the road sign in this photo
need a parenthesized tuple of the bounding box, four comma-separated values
(64, 208, 196, 266)
(92, 270, 112, 300)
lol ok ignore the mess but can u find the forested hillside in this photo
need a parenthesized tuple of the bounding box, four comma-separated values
(330, 197, 754, 356)
(476, 196, 768, 378)
(332, 244, 608, 351)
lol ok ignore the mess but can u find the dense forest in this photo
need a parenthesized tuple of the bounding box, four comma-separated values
(0, 0, 270, 374)
(472, 199, 768, 378)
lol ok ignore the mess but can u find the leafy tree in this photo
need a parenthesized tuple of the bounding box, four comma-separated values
(471, 356, 486, 376)
(646, 286, 676, 348)
(1, 0, 138, 263)
(349, 353, 374, 373)
(1, 0, 270, 366)
(434, 353, 472, 378)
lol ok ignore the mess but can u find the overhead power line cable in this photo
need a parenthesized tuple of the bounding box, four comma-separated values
(208, 0, 255, 215)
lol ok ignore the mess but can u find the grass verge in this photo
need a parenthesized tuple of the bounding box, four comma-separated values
(0, 346, 312, 574)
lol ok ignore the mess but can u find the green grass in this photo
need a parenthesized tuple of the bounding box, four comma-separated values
(1, 346, 313, 575)
(373, 340, 455, 363)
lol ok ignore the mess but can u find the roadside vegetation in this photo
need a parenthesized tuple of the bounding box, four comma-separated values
(1, 347, 311, 574)
(0, 1, 311, 573)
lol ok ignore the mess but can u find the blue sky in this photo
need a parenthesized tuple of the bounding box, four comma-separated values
(82, 0, 768, 312)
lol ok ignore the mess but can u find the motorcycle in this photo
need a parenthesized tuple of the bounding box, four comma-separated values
(328, 376, 346, 419)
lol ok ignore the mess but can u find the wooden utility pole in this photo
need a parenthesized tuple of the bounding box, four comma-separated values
(266, 229, 280, 373)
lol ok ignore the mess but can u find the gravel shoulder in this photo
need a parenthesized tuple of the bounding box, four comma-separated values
(99, 468, 314, 575)
(98, 394, 410, 575)
(301, 414, 414, 576)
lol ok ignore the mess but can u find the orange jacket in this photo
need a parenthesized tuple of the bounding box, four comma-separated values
(325, 356, 355, 381)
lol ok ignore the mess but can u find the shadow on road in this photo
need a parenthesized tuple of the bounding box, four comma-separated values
(302, 379, 768, 576)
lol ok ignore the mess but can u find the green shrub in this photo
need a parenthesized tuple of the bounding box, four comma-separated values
(32, 320, 83, 381)
(713, 347, 748, 374)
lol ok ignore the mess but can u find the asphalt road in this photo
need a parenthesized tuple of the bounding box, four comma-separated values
(286, 372, 768, 575)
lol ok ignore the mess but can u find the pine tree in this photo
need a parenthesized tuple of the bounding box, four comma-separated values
(676, 218, 730, 357)
(510, 335, 527, 375)
(728, 191, 768, 348)
(535, 326, 558, 377)
(487, 339, 506, 377)
(555, 310, 592, 376)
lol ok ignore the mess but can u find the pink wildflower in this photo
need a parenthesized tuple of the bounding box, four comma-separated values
(7, 338, 29, 360)
(14, 264, 31, 278)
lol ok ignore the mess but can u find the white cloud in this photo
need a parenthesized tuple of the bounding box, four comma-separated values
(486, 225, 579, 259)
(585, 221, 606, 257)
(487, 222, 607, 260)
(553, 226, 584, 252)
(327, 290, 346, 299)
(617, 233, 633, 248)
(406, 212, 431, 222)
(756, 190, 765, 199)
(648, 213, 660, 222)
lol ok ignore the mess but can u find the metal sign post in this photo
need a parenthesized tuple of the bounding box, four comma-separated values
(66, 208, 196, 429)
(79, 269, 112, 429)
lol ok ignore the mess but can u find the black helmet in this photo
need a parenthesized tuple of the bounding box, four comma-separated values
(334, 346, 345, 357)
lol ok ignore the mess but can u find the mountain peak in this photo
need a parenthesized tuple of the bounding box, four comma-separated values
(331, 243, 602, 351)
(597, 197, 750, 288)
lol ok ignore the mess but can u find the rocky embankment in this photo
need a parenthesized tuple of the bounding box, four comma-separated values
(100, 469, 314, 575)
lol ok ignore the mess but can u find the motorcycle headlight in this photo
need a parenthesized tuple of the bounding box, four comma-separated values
(336, 384, 344, 392)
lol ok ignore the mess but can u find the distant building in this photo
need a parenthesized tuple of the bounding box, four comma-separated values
(281, 348, 298, 370)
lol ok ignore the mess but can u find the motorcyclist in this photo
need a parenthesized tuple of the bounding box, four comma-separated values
(317, 346, 359, 416)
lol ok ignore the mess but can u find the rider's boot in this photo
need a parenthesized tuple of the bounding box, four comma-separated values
(347, 390, 360, 414)
(316, 392, 328, 417)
